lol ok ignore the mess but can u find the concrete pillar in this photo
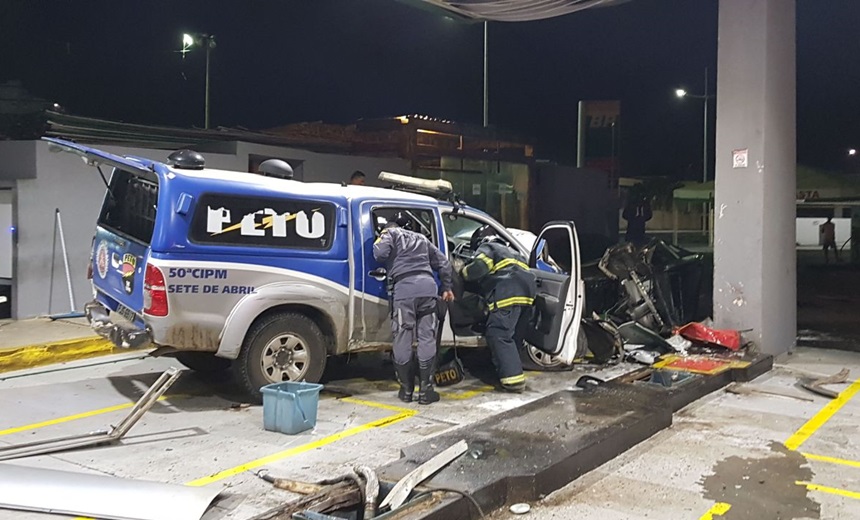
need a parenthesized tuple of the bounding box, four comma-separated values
(713, 0, 796, 355)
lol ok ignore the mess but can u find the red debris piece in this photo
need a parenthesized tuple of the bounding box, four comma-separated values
(676, 322, 742, 351)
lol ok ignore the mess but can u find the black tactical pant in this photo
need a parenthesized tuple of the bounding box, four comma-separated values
(484, 305, 531, 388)
(391, 296, 439, 365)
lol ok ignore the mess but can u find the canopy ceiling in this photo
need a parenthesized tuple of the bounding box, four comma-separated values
(399, 0, 631, 22)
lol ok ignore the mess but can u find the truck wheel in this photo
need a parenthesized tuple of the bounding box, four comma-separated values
(520, 343, 573, 372)
(519, 326, 587, 372)
(175, 352, 232, 373)
(233, 312, 328, 402)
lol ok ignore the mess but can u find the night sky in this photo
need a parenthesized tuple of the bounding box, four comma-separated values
(2, 0, 859, 177)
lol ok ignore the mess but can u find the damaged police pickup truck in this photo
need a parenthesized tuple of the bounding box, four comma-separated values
(45, 138, 588, 400)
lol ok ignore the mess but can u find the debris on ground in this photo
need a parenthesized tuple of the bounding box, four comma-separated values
(725, 383, 814, 402)
(592, 240, 749, 372)
(0, 367, 181, 461)
(380, 439, 468, 510)
(800, 368, 850, 398)
(251, 471, 364, 520)
(0, 462, 220, 520)
(252, 440, 474, 519)
(677, 322, 742, 351)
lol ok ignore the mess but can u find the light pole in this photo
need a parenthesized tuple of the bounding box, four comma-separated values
(483, 20, 489, 128)
(181, 33, 216, 129)
(675, 67, 714, 183)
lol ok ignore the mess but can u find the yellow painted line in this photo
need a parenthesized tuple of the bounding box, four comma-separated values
(797, 481, 860, 501)
(0, 396, 172, 437)
(0, 336, 130, 374)
(186, 398, 417, 487)
(803, 452, 860, 469)
(784, 377, 860, 451)
(338, 396, 415, 414)
(330, 377, 499, 401)
(699, 502, 731, 519)
(439, 384, 496, 400)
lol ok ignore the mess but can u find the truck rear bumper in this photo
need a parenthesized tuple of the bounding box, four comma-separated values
(85, 301, 153, 349)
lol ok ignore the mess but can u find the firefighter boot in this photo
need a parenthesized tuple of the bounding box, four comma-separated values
(394, 358, 416, 403)
(417, 358, 440, 405)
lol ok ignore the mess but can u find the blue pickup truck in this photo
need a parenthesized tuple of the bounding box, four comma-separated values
(46, 138, 586, 399)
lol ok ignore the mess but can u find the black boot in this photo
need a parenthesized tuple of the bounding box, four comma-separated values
(417, 358, 440, 405)
(394, 359, 416, 403)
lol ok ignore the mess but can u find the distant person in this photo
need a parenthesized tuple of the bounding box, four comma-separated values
(349, 170, 366, 185)
(623, 197, 652, 245)
(820, 216, 839, 263)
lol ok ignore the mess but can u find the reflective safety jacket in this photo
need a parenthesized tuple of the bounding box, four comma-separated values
(461, 242, 536, 311)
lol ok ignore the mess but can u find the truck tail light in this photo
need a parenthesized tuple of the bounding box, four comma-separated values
(143, 263, 169, 317)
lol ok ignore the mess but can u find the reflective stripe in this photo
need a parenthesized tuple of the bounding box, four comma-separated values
(490, 258, 529, 274)
(477, 253, 494, 269)
(463, 253, 493, 280)
(490, 296, 534, 310)
(501, 374, 526, 385)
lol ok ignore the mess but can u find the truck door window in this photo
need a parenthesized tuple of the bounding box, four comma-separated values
(443, 214, 508, 255)
(98, 168, 159, 245)
(372, 207, 436, 244)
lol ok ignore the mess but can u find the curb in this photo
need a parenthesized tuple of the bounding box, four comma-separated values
(0, 337, 130, 374)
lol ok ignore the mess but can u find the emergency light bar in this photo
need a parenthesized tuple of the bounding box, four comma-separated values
(379, 172, 454, 199)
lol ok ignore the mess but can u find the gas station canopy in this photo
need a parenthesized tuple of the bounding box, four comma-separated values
(400, 0, 631, 22)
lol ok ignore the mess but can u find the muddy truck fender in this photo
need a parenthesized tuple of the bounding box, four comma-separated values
(215, 282, 347, 360)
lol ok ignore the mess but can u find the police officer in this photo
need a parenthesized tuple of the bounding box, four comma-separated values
(373, 213, 454, 405)
(461, 226, 536, 393)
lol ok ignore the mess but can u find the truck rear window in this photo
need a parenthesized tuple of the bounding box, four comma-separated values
(98, 168, 158, 245)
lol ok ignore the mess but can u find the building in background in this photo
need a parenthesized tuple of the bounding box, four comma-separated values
(577, 100, 621, 191)
(266, 116, 535, 231)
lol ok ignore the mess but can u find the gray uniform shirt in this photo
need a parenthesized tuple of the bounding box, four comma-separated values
(373, 226, 453, 300)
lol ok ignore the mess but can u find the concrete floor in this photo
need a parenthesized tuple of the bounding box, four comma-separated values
(2, 347, 859, 520)
(0, 351, 632, 520)
(491, 347, 860, 520)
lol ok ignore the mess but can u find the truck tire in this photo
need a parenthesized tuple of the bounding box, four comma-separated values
(519, 326, 587, 372)
(233, 312, 328, 403)
(520, 343, 573, 372)
(175, 352, 232, 373)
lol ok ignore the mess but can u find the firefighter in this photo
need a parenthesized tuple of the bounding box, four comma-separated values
(461, 226, 536, 393)
(373, 213, 455, 405)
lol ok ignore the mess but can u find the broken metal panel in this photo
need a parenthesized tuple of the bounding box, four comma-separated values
(0, 463, 220, 520)
(380, 439, 468, 511)
(0, 367, 181, 461)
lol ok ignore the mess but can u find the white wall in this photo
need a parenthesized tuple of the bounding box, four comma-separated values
(15, 143, 242, 318)
(796, 217, 850, 248)
(0, 190, 12, 279)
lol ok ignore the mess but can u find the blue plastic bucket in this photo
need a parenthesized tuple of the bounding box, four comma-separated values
(261, 381, 323, 435)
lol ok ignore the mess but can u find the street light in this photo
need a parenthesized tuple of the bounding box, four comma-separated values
(849, 148, 857, 156)
(675, 68, 714, 184)
(180, 33, 216, 129)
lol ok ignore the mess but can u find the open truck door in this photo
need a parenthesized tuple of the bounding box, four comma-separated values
(524, 221, 585, 365)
